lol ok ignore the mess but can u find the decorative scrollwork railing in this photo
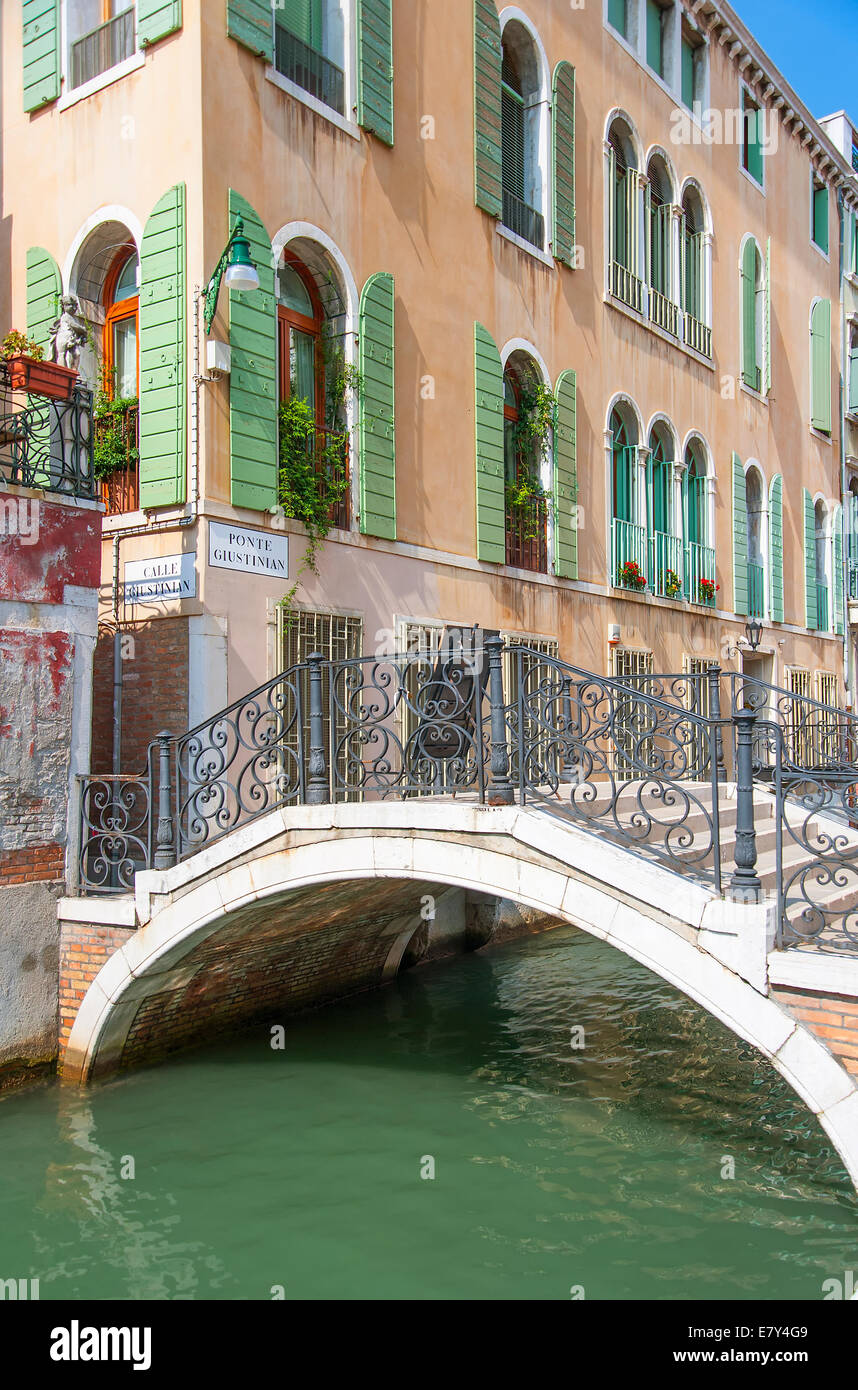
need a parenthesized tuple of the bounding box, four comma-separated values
(729, 673, 858, 775)
(0, 361, 95, 500)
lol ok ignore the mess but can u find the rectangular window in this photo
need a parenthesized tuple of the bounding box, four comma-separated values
(607, 0, 627, 39)
(646, 0, 665, 78)
(278, 607, 364, 801)
(274, 1, 345, 116)
(811, 176, 829, 255)
(681, 38, 695, 108)
(852, 139, 858, 174)
(742, 89, 764, 185)
(69, 3, 136, 91)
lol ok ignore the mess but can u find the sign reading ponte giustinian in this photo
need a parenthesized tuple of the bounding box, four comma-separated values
(208, 522, 288, 577)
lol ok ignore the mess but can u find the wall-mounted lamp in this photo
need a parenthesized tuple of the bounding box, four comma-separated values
(744, 617, 763, 652)
(203, 217, 259, 332)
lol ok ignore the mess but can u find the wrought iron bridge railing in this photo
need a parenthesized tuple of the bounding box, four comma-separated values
(75, 644, 858, 956)
(0, 362, 95, 501)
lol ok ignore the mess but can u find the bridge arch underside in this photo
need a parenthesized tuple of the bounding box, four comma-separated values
(63, 810, 858, 1190)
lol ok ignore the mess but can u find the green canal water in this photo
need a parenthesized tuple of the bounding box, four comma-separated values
(1, 925, 856, 1301)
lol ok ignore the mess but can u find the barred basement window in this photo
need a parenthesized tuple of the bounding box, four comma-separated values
(785, 666, 813, 767)
(278, 606, 364, 800)
(612, 647, 654, 778)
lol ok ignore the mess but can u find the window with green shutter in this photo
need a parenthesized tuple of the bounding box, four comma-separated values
(359, 272, 396, 539)
(742, 89, 763, 186)
(803, 488, 818, 630)
(227, 0, 274, 59)
(23, 0, 60, 113)
(681, 37, 695, 109)
(833, 506, 845, 636)
(646, 1, 665, 79)
(810, 298, 832, 434)
(474, 0, 503, 219)
(554, 370, 577, 579)
(137, 1, 183, 48)
(732, 454, 748, 617)
(769, 474, 784, 622)
(741, 238, 762, 391)
(26, 247, 61, 350)
(848, 326, 858, 416)
(811, 174, 829, 255)
(474, 324, 505, 564)
(357, 0, 394, 145)
(139, 184, 187, 509)
(229, 192, 278, 512)
(552, 62, 575, 266)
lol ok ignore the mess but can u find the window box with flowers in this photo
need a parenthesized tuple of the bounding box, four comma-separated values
(663, 569, 682, 599)
(1, 331, 78, 401)
(697, 577, 720, 606)
(617, 559, 647, 592)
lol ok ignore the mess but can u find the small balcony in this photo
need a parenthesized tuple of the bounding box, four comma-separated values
(70, 6, 136, 90)
(95, 401, 139, 517)
(609, 261, 644, 314)
(684, 312, 712, 358)
(685, 541, 717, 605)
(505, 490, 548, 572)
(501, 190, 545, 252)
(0, 360, 95, 500)
(648, 288, 679, 338)
(612, 517, 648, 590)
(648, 530, 683, 598)
(748, 561, 765, 618)
(274, 24, 345, 116)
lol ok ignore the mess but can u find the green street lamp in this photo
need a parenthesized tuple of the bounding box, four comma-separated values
(203, 217, 259, 332)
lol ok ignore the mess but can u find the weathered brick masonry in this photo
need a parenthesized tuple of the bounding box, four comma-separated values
(58, 921, 136, 1060)
(90, 618, 189, 774)
(773, 986, 858, 1078)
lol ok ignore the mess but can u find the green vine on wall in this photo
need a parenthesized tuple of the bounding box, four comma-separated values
(505, 383, 555, 537)
(93, 392, 139, 480)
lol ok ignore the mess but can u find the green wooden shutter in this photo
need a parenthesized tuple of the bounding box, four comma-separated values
(26, 247, 60, 349)
(608, 0, 627, 37)
(227, 0, 274, 59)
(23, 0, 59, 113)
(137, 0, 182, 47)
(834, 507, 845, 636)
(769, 473, 784, 623)
(229, 190, 277, 511)
(764, 237, 772, 395)
(849, 340, 858, 414)
(681, 39, 694, 108)
(646, 0, 663, 76)
(554, 370, 577, 579)
(474, 0, 502, 218)
(732, 453, 748, 617)
(357, 0, 394, 146)
(359, 272, 396, 539)
(811, 298, 832, 433)
(278, 1, 320, 47)
(803, 488, 818, 630)
(474, 323, 504, 563)
(741, 240, 758, 388)
(139, 184, 186, 509)
(552, 62, 575, 267)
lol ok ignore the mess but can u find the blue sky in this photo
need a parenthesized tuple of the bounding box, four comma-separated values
(732, 0, 858, 123)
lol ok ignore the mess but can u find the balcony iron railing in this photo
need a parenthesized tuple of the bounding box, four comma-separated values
(748, 561, 765, 618)
(274, 24, 345, 116)
(97, 403, 140, 517)
(0, 361, 95, 500)
(70, 6, 135, 90)
(505, 490, 549, 572)
(609, 260, 644, 314)
(684, 312, 712, 358)
(648, 288, 679, 337)
(648, 530, 683, 597)
(685, 541, 717, 604)
(501, 190, 545, 251)
(612, 517, 648, 588)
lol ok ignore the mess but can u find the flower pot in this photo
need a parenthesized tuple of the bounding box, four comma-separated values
(5, 356, 78, 400)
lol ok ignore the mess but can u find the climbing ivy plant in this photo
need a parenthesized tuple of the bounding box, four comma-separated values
(505, 383, 555, 535)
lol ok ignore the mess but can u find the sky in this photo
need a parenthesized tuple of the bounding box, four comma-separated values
(732, 0, 858, 124)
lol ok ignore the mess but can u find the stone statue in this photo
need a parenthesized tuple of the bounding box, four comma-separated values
(49, 295, 88, 372)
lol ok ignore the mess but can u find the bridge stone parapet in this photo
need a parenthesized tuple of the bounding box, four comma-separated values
(56, 799, 858, 1191)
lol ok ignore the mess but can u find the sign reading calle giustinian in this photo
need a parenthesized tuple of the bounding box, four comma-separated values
(124, 553, 197, 603)
(208, 522, 288, 577)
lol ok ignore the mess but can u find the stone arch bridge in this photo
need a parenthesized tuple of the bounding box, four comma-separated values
(64, 638, 858, 1188)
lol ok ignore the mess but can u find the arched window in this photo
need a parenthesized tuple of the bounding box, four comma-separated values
(277, 247, 351, 528)
(103, 246, 139, 401)
(681, 186, 711, 355)
(647, 422, 679, 597)
(646, 155, 676, 334)
(683, 439, 715, 603)
(607, 118, 642, 311)
(745, 466, 766, 617)
(503, 355, 549, 572)
(815, 499, 831, 631)
(500, 23, 545, 250)
(610, 402, 646, 587)
(740, 238, 765, 392)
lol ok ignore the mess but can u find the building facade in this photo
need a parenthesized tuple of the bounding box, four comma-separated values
(4, 0, 858, 776)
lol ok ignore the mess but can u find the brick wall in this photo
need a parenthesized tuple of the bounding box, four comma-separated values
(58, 920, 136, 1064)
(91, 618, 189, 774)
(773, 986, 858, 1079)
(0, 844, 65, 886)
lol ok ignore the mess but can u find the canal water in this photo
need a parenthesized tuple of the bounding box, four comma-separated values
(1, 925, 855, 1301)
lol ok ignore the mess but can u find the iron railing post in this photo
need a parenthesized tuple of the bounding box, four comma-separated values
(486, 635, 514, 806)
(707, 664, 727, 782)
(730, 708, 762, 902)
(153, 731, 176, 871)
(306, 652, 329, 805)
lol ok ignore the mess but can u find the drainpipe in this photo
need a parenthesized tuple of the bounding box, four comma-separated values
(838, 187, 852, 707)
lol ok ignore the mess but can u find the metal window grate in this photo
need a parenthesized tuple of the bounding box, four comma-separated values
(278, 608, 364, 800)
(612, 648, 655, 778)
(274, 24, 345, 116)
